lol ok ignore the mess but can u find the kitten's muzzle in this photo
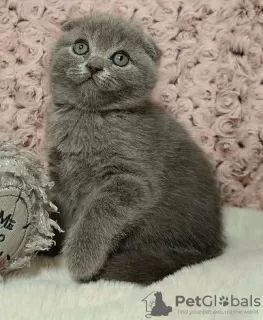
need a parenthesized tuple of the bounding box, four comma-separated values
(86, 57, 104, 76)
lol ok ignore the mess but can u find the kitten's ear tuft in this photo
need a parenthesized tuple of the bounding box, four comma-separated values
(60, 19, 76, 32)
(144, 37, 162, 62)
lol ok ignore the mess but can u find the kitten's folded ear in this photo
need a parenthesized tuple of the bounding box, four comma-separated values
(60, 19, 77, 32)
(144, 37, 162, 63)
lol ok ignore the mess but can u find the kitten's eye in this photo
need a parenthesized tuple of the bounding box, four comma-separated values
(111, 52, 130, 67)
(73, 42, 89, 55)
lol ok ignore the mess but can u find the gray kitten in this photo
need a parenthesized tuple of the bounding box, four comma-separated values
(45, 12, 225, 285)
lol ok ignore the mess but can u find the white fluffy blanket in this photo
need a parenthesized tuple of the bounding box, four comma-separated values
(1, 207, 263, 320)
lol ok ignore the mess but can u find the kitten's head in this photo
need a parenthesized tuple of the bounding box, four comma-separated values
(49, 12, 161, 111)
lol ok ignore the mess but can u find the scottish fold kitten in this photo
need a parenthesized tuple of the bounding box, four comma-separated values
(45, 12, 225, 285)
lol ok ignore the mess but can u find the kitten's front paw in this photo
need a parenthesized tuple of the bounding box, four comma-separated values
(63, 235, 106, 282)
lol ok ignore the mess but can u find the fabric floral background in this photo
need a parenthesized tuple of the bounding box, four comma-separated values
(1, 0, 263, 208)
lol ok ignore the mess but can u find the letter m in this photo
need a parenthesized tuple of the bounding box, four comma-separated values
(0, 210, 11, 228)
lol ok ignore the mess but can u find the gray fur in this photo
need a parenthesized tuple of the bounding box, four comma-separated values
(45, 12, 225, 285)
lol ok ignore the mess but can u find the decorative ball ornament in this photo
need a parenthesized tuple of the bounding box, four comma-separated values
(0, 139, 62, 278)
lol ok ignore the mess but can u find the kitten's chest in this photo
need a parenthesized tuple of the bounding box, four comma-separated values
(47, 109, 138, 186)
(53, 112, 111, 157)
(50, 112, 121, 182)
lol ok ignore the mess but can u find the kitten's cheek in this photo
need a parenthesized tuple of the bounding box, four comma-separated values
(65, 71, 84, 85)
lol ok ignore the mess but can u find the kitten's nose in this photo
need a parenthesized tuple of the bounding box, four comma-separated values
(87, 65, 103, 75)
(86, 58, 103, 75)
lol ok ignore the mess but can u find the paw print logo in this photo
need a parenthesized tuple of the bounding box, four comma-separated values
(219, 296, 229, 307)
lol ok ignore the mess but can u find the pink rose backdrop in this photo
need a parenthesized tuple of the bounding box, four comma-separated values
(1, 0, 263, 208)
